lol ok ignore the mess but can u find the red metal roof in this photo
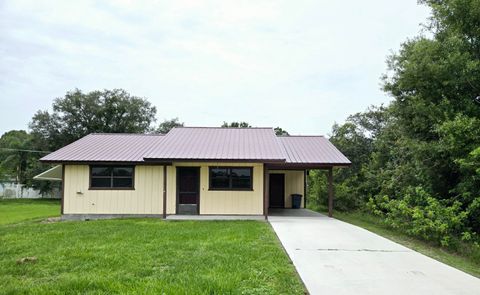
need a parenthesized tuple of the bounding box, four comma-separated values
(277, 136, 351, 165)
(41, 128, 351, 166)
(40, 133, 165, 162)
(144, 127, 285, 161)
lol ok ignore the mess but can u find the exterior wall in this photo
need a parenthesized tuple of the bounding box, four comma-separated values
(269, 170, 305, 208)
(63, 162, 264, 215)
(168, 162, 264, 215)
(63, 165, 164, 214)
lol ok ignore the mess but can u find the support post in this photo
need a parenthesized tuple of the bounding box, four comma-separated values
(263, 164, 269, 220)
(304, 170, 307, 208)
(327, 167, 334, 217)
(61, 164, 65, 215)
(163, 165, 167, 219)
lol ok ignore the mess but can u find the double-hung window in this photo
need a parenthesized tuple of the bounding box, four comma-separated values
(209, 167, 253, 190)
(90, 166, 134, 189)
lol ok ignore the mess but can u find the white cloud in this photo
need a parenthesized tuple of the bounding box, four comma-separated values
(0, 0, 430, 135)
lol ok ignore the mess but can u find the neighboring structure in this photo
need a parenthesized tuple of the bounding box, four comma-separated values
(0, 182, 60, 199)
(39, 127, 350, 219)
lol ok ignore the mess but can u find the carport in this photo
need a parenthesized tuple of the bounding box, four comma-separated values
(264, 136, 351, 218)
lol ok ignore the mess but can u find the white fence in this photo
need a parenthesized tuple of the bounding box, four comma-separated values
(0, 182, 60, 199)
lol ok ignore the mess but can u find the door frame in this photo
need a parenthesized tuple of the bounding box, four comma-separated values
(269, 173, 285, 208)
(176, 167, 201, 215)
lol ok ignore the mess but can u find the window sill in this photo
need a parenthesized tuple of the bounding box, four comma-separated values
(208, 188, 254, 192)
(88, 187, 135, 191)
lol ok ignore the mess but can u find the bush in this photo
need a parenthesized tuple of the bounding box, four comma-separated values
(308, 170, 362, 212)
(367, 186, 476, 248)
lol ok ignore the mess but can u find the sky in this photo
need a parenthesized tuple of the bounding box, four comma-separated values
(0, 0, 431, 136)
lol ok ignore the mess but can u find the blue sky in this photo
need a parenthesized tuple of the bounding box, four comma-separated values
(0, 0, 430, 136)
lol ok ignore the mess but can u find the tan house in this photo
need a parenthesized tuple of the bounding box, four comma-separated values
(39, 127, 350, 219)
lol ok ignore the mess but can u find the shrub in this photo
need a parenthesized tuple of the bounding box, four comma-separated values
(367, 186, 475, 248)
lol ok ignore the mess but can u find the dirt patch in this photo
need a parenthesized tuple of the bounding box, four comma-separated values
(41, 217, 62, 223)
(16, 256, 37, 264)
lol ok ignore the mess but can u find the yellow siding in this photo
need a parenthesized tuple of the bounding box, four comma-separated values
(169, 162, 264, 215)
(64, 165, 164, 214)
(269, 170, 305, 208)
(64, 162, 264, 215)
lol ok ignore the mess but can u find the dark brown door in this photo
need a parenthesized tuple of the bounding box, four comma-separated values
(269, 173, 285, 208)
(177, 167, 200, 215)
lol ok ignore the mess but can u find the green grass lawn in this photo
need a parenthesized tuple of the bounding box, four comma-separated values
(0, 199, 60, 225)
(310, 205, 480, 278)
(0, 200, 305, 294)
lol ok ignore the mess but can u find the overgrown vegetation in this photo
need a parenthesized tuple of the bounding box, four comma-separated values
(309, 0, 480, 263)
(0, 200, 304, 294)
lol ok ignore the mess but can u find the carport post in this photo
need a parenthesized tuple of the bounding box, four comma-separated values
(327, 167, 334, 217)
(263, 164, 269, 220)
(163, 165, 167, 219)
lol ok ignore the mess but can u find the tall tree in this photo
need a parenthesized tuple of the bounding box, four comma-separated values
(0, 130, 35, 183)
(308, 0, 480, 244)
(157, 118, 184, 134)
(30, 89, 157, 150)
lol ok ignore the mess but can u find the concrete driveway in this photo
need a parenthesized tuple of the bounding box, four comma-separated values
(269, 209, 480, 295)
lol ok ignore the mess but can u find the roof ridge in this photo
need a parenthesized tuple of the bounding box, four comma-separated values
(172, 127, 274, 130)
(277, 135, 325, 138)
(89, 133, 165, 136)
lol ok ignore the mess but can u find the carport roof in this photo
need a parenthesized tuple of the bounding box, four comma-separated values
(277, 136, 351, 166)
(40, 127, 351, 166)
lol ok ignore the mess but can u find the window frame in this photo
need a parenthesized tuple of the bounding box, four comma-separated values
(89, 165, 135, 190)
(208, 166, 253, 191)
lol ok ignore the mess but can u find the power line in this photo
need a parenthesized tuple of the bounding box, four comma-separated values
(0, 148, 51, 154)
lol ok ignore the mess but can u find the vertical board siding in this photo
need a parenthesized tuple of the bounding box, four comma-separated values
(269, 170, 305, 208)
(64, 165, 164, 214)
(172, 162, 264, 215)
(64, 163, 265, 215)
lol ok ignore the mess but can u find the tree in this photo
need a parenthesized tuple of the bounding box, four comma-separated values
(221, 122, 251, 128)
(221, 122, 290, 136)
(0, 130, 58, 194)
(157, 118, 184, 134)
(30, 89, 157, 150)
(274, 127, 289, 136)
(0, 130, 35, 183)
(308, 0, 480, 246)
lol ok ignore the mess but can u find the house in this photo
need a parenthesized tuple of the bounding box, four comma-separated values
(39, 127, 350, 219)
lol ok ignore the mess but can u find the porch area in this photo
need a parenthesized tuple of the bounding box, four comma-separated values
(264, 165, 337, 219)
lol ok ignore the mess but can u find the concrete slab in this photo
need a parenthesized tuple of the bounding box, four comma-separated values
(269, 210, 480, 295)
(166, 215, 265, 221)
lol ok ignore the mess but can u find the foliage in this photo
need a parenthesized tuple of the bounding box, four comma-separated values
(221, 121, 252, 128)
(274, 127, 289, 136)
(0, 130, 34, 183)
(367, 187, 474, 248)
(30, 89, 157, 151)
(156, 117, 184, 134)
(308, 0, 480, 254)
(0, 131, 54, 194)
(220, 122, 290, 136)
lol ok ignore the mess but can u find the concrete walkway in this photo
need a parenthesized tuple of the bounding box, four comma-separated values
(269, 209, 480, 295)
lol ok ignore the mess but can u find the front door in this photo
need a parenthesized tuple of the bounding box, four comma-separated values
(269, 173, 285, 208)
(177, 167, 200, 215)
